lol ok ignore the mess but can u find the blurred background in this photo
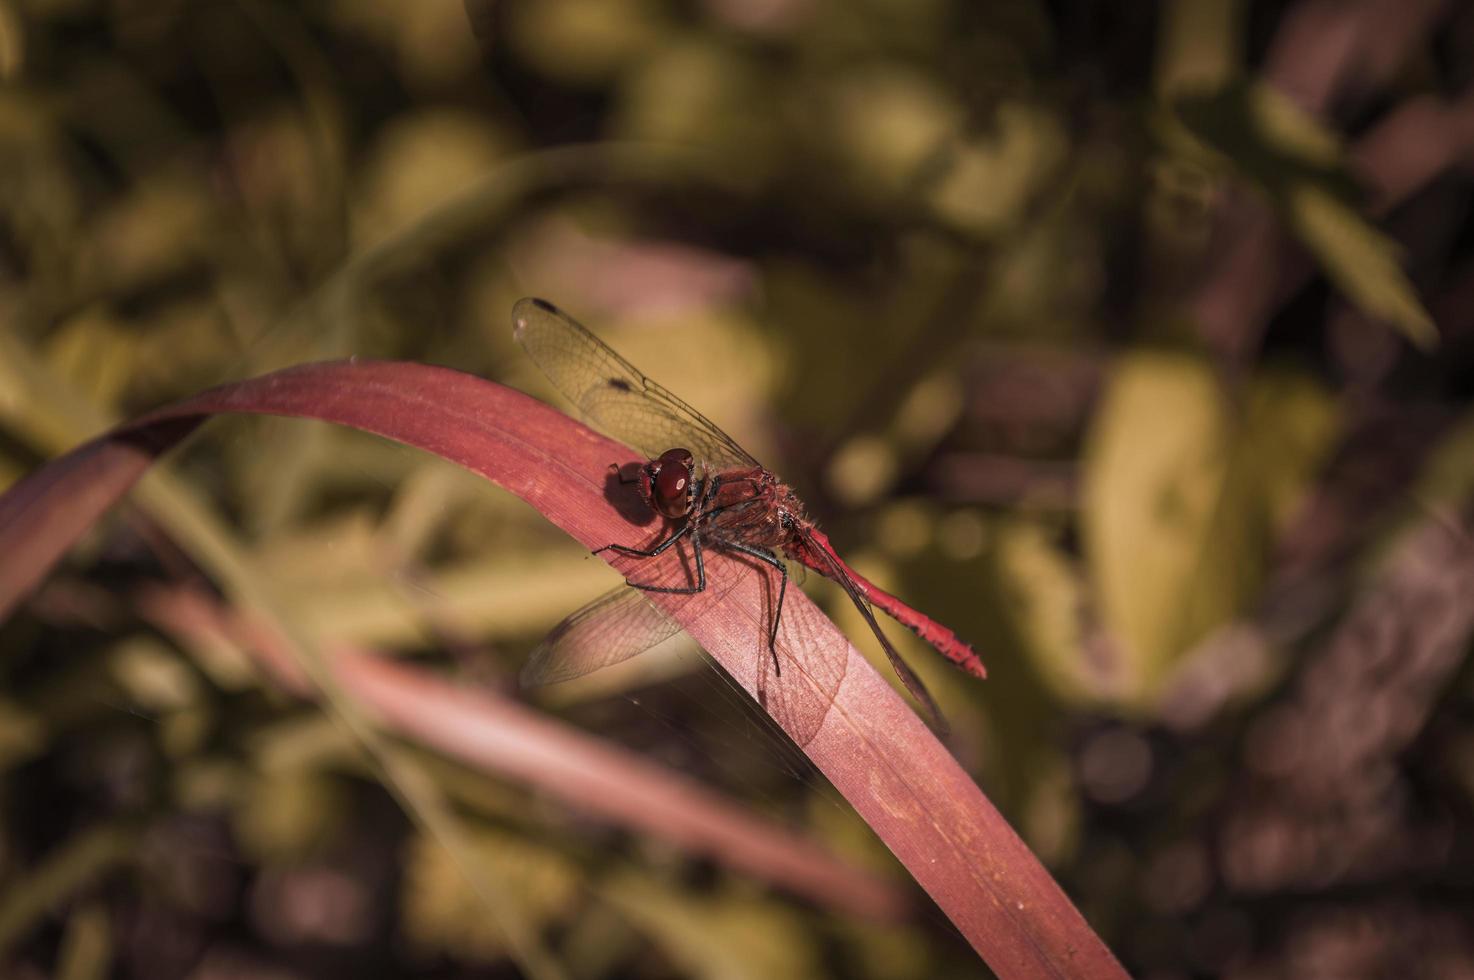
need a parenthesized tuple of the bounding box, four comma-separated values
(2, 0, 1474, 977)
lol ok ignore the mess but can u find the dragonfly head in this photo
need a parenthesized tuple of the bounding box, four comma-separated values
(640, 448, 695, 519)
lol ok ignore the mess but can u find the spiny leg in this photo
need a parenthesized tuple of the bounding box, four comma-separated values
(593, 520, 691, 561)
(595, 478, 722, 594)
(719, 540, 787, 676)
(595, 520, 704, 593)
(626, 526, 706, 595)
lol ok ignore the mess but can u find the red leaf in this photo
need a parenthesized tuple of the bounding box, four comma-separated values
(0, 360, 1125, 978)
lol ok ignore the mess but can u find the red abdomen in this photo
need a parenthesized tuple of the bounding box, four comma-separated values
(792, 526, 987, 680)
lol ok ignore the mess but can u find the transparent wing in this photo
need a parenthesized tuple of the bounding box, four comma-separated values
(512, 297, 759, 473)
(761, 580, 848, 749)
(521, 585, 685, 687)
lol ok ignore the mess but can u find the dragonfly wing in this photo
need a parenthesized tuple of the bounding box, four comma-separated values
(512, 297, 759, 473)
(796, 531, 947, 735)
(761, 584, 848, 748)
(521, 585, 685, 687)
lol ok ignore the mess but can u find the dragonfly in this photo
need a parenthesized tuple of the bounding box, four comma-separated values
(513, 297, 986, 736)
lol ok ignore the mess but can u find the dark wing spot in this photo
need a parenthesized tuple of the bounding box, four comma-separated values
(530, 298, 560, 314)
(607, 378, 633, 392)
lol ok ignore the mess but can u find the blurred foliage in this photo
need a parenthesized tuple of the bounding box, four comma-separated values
(2, 0, 1474, 977)
(1171, 80, 1437, 347)
(402, 827, 579, 962)
(1082, 354, 1339, 704)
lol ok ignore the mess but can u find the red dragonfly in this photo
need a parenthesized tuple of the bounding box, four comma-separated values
(513, 297, 985, 733)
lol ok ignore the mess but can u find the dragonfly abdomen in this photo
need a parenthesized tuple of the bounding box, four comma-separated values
(796, 526, 988, 680)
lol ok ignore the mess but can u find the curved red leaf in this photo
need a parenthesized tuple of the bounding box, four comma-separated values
(0, 360, 1126, 978)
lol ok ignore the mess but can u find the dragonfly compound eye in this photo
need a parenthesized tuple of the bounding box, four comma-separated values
(651, 450, 694, 518)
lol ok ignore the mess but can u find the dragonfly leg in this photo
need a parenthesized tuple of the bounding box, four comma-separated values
(598, 479, 722, 594)
(625, 526, 707, 595)
(718, 541, 786, 676)
(594, 521, 691, 561)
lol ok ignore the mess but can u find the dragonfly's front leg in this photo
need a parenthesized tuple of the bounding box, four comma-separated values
(594, 522, 691, 561)
(595, 476, 721, 595)
(621, 526, 708, 596)
(593, 521, 707, 594)
(717, 540, 787, 676)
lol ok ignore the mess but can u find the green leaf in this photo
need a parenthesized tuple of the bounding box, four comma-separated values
(56, 902, 111, 980)
(926, 102, 1067, 235)
(1289, 184, 1438, 349)
(602, 873, 820, 980)
(1155, 0, 1245, 98)
(1171, 81, 1349, 187)
(401, 828, 578, 963)
(1412, 409, 1474, 509)
(0, 698, 45, 771)
(1083, 353, 1233, 701)
(994, 520, 1097, 704)
(1082, 354, 1340, 704)
(1239, 367, 1342, 529)
(232, 770, 349, 861)
(1170, 81, 1437, 348)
